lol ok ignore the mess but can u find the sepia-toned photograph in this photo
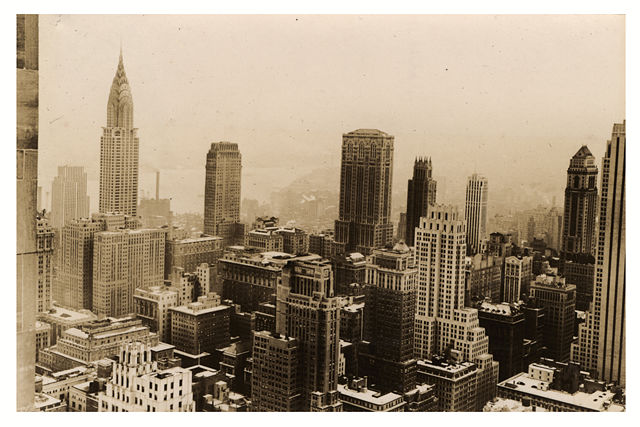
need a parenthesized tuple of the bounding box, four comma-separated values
(14, 10, 627, 415)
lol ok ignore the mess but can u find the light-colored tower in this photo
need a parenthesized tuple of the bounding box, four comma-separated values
(335, 129, 394, 255)
(572, 121, 626, 386)
(561, 146, 598, 257)
(502, 256, 532, 303)
(414, 204, 498, 409)
(51, 166, 90, 229)
(99, 341, 194, 412)
(203, 142, 243, 245)
(465, 173, 489, 255)
(92, 228, 166, 318)
(36, 216, 54, 313)
(99, 50, 139, 216)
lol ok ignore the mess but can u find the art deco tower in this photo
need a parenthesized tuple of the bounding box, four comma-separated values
(204, 142, 244, 246)
(561, 145, 598, 258)
(335, 129, 394, 255)
(51, 165, 90, 229)
(572, 121, 626, 386)
(405, 157, 437, 246)
(464, 173, 488, 255)
(99, 51, 139, 216)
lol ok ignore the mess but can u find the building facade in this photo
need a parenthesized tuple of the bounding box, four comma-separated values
(134, 286, 179, 343)
(203, 141, 244, 246)
(465, 253, 501, 305)
(36, 216, 54, 313)
(164, 235, 223, 279)
(50, 166, 90, 230)
(405, 157, 437, 246)
(477, 302, 524, 381)
(464, 173, 489, 255)
(335, 129, 394, 255)
(99, 51, 139, 216)
(502, 256, 532, 303)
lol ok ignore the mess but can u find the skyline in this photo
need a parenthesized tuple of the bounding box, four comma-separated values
(38, 14, 624, 215)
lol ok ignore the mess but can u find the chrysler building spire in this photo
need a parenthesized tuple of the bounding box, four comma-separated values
(106, 49, 133, 129)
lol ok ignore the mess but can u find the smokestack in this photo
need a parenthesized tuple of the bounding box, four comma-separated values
(156, 171, 160, 200)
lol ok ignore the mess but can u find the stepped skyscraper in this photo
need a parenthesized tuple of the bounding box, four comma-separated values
(572, 121, 626, 386)
(335, 129, 394, 255)
(99, 50, 139, 216)
(405, 157, 437, 246)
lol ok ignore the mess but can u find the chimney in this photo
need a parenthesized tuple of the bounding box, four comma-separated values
(156, 171, 160, 200)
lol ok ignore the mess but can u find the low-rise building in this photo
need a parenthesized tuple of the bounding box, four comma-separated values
(134, 285, 179, 343)
(417, 358, 479, 412)
(38, 304, 98, 345)
(36, 321, 51, 361)
(338, 377, 406, 412)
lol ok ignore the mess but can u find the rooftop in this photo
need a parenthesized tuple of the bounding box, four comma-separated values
(344, 129, 391, 138)
(40, 305, 97, 323)
(338, 384, 403, 406)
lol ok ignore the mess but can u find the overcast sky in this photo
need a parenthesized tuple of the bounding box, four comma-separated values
(38, 14, 625, 214)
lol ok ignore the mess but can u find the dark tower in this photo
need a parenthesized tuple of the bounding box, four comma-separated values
(405, 157, 437, 246)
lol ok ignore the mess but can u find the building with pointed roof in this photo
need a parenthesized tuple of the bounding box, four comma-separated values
(405, 156, 437, 246)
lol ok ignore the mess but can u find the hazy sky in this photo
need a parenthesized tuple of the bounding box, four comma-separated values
(38, 14, 625, 214)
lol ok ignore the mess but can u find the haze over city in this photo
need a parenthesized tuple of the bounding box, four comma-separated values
(38, 14, 624, 215)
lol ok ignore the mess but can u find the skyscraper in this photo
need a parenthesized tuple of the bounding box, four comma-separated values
(360, 244, 418, 394)
(270, 257, 343, 411)
(51, 166, 90, 229)
(561, 146, 598, 258)
(502, 256, 533, 303)
(405, 157, 437, 246)
(335, 129, 394, 255)
(414, 205, 498, 409)
(16, 13, 38, 411)
(99, 51, 139, 216)
(203, 142, 244, 246)
(572, 121, 625, 386)
(36, 216, 54, 313)
(464, 173, 488, 255)
(92, 228, 167, 317)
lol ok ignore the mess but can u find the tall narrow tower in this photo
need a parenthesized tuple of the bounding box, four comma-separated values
(99, 50, 139, 216)
(572, 121, 625, 386)
(335, 129, 394, 255)
(561, 145, 598, 258)
(465, 173, 488, 255)
(51, 165, 90, 229)
(405, 157, 437, 246)
(203, 142, 243, 246)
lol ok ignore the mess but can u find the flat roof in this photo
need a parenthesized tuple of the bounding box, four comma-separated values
(40, 306, 96, 322)
(170, 303, 229, 316)
(499, 372, 623, 411)
(338, 384, 403, 406)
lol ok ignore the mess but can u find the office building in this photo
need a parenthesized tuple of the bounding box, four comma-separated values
(561, 146, 598, 258)
(169, 294, 231, 357)
(98, 341, 194, 412)
(203, 142, 244, 246)
(251, 331, 303, 411)
(564, 258, 595, 311)
(92, 228, 166, 317)
(244, 228, 284, 252)
(134, 286, 179, 343)
(99, 50, 139, 216)
(275, 258, 343, 411)
(497, 361, 624, 412)
(360, 244, 418, 394)
(477, 301, 524, 381)
(164, 235, 223, 280)
(335, 129, 394, 255)
(530, 273, 575, 363)
(17, 13, 38, 411)
(465, 173, 489, 255)
(334, 252, 367, 296)
(50, 166, 90, 230)
(572, 121, 626, 386)
(414, 205, 498, 409)
(502, 256, 532, 303)
(39, 317, 158, 372)
(405, 157, 437, 246)
(465, 253, 501, 306)
(36, 216, 54, 313)
(417, 358, 479, 412)
(338, 377, 407, 412)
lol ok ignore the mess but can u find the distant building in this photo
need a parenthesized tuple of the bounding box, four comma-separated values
(164, 235, 223, 282)
(50, 165, 90, 230)
(530, 273, 576, 363)
(139, 171, 172, 228)
(98, 341, 194, 412)
(276, 227, 309, 255)
(487, 232, 514, 259)
(204, 142, 244, 246)
(465, 173, 489, 255)
(244, 228, 284, 252)
(99, 52, 139, 217)
(405, 157, 436, 246)
(335, 129, 394, 255)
